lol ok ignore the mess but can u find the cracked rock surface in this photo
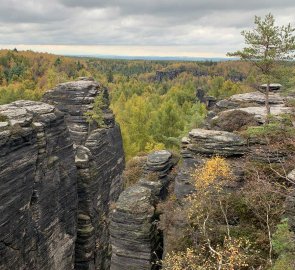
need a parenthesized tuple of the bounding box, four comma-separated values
(0, 100, 77, 270)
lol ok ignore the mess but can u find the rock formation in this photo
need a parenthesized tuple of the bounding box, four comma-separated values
(176, 90, 295, 199)
(43, 78, 125, 270)
(110, 150, 177, 270)
(0, 101, 77, 270)
(0, 78, 125, 270)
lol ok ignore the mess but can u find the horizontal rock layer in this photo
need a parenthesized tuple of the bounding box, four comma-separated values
(110, 150, 176, 270)
(182, 128, 247, 157)
(44, 78, 125, 270)
(0, 101, 77, 270)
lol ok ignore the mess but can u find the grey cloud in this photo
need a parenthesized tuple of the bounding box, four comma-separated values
(0, 0, 295, 55)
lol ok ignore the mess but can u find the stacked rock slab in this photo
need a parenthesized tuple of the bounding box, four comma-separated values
(175, 129, 247, 198)
(176, 91, 295, 199)
(214, 91, 293, 123)
(0, 101, 77, 270)
(110, 150, 176, 270)
(43, 78, 125, 270)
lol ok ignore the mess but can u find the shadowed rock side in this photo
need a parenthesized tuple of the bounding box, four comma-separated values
(43, 78, 125, 270)
(0, 101, 77, 270)
(110, 150, 177, 270)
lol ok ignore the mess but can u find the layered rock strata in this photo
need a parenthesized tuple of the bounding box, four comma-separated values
(0, 101, 77, 270)
(176, 90, 295, 199)
(43, 78, 125, 270)
(110, 150, 176, 270)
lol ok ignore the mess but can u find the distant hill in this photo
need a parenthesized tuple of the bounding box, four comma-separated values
(67, 54, 235, 62)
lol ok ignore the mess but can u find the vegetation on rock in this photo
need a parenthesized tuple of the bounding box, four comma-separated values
(227, 13, 295, 119)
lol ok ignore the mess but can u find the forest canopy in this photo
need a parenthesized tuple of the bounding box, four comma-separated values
(0, 49, 295, 159)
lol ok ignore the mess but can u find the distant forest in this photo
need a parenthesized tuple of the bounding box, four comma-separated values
(1, 49, 295, 159)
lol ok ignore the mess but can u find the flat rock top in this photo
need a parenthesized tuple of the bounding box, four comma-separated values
(115, 185, 153, 214)
(189, 128, 244, 143)
(229, 91, 285, 104)
(0, 100, 55, 126)
(214, 106, 293, 124)
(147, 150, 172, 166)
(48, 79, 100, 92)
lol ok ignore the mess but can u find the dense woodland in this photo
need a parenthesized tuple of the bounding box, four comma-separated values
(1, 48, 295, 269)
(2, 49, 295, 160)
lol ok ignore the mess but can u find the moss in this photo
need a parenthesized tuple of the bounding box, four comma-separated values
(123, 156, 147, 188)
(84, 94, 106, 127)
(0, 113, 8, 122)
(77, 225, 94, 234)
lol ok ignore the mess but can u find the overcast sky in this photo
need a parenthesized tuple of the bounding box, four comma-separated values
(0, 0, 295, 57)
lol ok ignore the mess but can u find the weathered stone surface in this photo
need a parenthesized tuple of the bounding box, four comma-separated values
(110, 186, 155, 270)
(0, 101, 77, 270)
(110, 150, 176, 270)
(174, 156, 199, 198)
(213, 106, 293, 124)
(183, 128, 247, 157)
(43, 78, 114, 145)
(260, 83, 282, 91)
(43, 78, 125, 270)
(229, 91, 285, 105)
(146, 150, 172, 178)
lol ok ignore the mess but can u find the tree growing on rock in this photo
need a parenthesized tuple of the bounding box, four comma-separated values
(227, 13, 295, 120)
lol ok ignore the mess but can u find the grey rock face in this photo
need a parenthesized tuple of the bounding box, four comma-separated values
(43, 78, 125, 270)
(43, 79, 114, 145)
(110, 186, 155, 270)
(110, 150, 176, 270)
(214, 106, 293, 124)
(182, 128, 247, 157)
(0, 101, 77, 270)
(229, 91, 285, 106)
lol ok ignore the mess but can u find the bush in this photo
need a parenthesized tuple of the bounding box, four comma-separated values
(122, 155, 147, 188)
(0, 113, 8, 122)
(211, 110, 258, 132)
(244, 114, 295, 141)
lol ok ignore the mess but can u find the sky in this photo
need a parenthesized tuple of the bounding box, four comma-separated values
(0, 0, 295, 57)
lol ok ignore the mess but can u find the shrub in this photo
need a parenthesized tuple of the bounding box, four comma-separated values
(211, 110, 258, 132)
(0, 113, 8, 122)
(122, 155, 147, 188)
(244, 114, 295, 141)
(85, 94, 105, 127)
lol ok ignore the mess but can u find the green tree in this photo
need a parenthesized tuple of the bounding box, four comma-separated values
(227, 13, 295, 119)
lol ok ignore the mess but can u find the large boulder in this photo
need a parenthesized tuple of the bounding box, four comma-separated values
(182, 128, 247, 157)
(228, 91, 285, 105)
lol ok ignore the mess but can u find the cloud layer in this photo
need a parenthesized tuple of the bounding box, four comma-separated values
(0, 0, 295, 56)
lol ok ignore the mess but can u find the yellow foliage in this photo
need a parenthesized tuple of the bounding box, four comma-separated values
(144, 141, 165, 153)
(162, 237, 249, 270)
(162, 248, 203, 270)
(194, 156, 233, 190)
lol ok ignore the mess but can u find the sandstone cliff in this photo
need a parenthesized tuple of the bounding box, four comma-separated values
(0, 101, 77, 270)
(43, 78, 125, 270)
(0, 78, 125, 270)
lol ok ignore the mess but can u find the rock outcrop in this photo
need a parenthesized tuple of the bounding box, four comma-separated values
(0, 101, 77, 270)
(110, 150, 177, 270)
(176, 90, 295, 199)
(0, 78, 125, 270)
(182, 129, 247, 157)
(43, 78, 125, 270)
(213, 91, 294, 124)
